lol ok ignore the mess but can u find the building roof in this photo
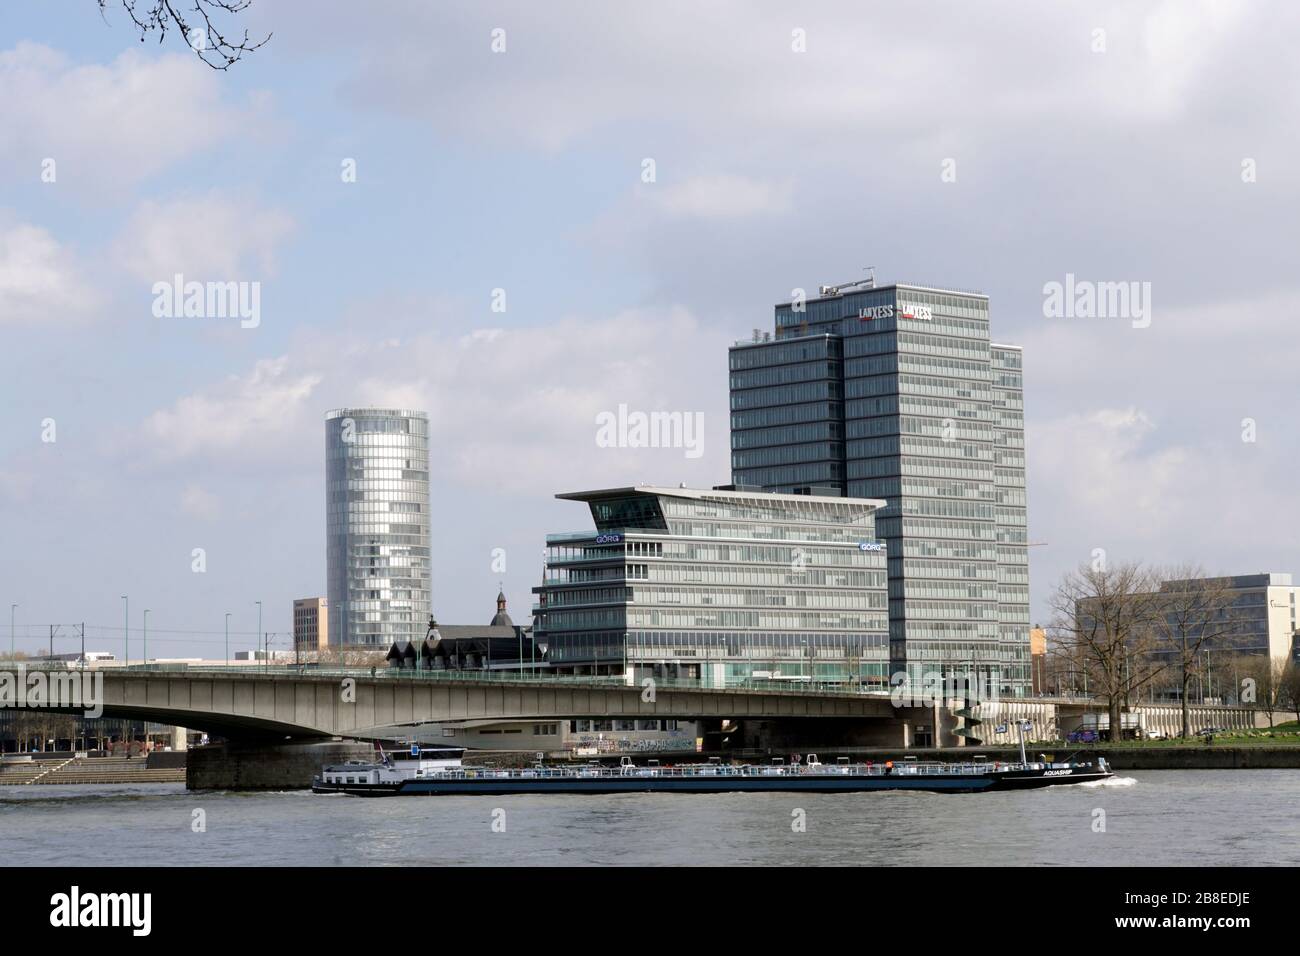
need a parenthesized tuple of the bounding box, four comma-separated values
(555, 485, 886, 512)
(772, 281, 989, 309)
(490, 589, 514, 627)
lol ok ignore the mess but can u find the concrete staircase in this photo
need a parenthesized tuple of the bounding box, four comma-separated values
(25, 756, 75, 784)
(35, 756, 185, 784)
(0, 762, 47, 785)
(0, 756, 186, 785)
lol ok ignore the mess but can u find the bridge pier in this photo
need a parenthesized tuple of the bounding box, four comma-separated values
(733, 716, 915, 751)
(186, 740, 373, 791)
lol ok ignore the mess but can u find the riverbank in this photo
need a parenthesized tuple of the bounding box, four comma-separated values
(0, 753, 186, 785)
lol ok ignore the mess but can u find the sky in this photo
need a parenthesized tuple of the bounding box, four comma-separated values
(1, 1, 1298, 660)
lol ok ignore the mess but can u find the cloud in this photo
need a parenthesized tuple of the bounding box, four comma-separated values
(650, 175, 792, 220)
(139, 357, 322, 464)
(0, 217, 98, 323)
(0, 42, 269, 191)
(113, 195, 294, 283)
(132, 304, 729, 493)
(180, 484, 220, 520)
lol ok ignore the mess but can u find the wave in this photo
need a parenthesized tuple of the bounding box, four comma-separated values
(1078, 775, 1137, 788)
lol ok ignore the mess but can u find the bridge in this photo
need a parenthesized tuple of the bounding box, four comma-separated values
(4, 663, 899, 741)
(3, 663, 1263, 789)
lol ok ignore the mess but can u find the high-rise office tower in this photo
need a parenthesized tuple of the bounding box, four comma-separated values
(729, 280, 1030, 697)
(325, 408, 431, 646)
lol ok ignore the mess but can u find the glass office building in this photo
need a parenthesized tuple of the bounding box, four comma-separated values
(729, 281, 1031, 697)
(325, 408, 431, 646)
(531, 486, 890, 687)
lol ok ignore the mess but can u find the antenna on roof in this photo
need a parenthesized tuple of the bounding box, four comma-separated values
(820, 266, 877, 298)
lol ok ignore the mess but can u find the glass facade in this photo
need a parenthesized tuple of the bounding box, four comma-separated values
(532, 487, 890, 687)
(729, 284, 1031, 697)
(325, 408, 431, 646)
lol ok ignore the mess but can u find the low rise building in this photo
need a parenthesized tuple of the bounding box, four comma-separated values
(531, 484, 890, 688)
(293, 598, 329, 655)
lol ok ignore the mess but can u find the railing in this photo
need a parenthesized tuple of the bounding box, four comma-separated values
(415, 760, 1073, 781)
(13, 661, 896, 698)
(13, 661, 1134, 706)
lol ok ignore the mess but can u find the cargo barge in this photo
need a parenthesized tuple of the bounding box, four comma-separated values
(312, 748, 1113, 796)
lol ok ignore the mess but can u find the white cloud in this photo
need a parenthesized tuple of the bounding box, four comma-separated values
(133, 304, 729, 493)
(113, 195, 294, 282)
(0, 217, 97, 323)
(180, 484, 220, 520)
(317, 1, 1296, 152)
(139, 357, 321, 463)
(650, 175, 792, 220)
(0, 42, 268, 190)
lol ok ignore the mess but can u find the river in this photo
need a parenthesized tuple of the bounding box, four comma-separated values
(1, 770, 1296, 866)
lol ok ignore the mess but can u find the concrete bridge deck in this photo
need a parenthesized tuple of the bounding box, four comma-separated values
(4, 664, 900, 741)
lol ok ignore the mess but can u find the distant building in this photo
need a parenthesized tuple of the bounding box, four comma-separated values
(386, 591, 537, 671)
(234, 649, 294, 661)
(293, 598, 329, 654)
(531, 484, 889, 687)
(1030, 626, 1047, 695)
(1075, 572, 1298, 703)
(1149, 573, 1297, 662)
(325, 408, 432, 647)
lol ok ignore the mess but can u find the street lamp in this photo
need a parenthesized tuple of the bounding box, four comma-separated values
(120, 595, 128, 666)
(225, 612, 231, 665)
(143, 609, 150, 664)
(255, 601, 262, 665)
(9, 603, 16, 659)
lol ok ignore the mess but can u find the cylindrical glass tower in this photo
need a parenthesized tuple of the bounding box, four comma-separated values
(325, 408, 431, 647)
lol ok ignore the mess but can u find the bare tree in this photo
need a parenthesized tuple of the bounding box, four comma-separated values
(316, 644, 388, 669)
(1149, 566, 1240, 738)
(1048, 560, 1165, 741)
(96, 0, 271, 70)
(1281, 661, 1300, 726)
(1244, 655, 1287, 729)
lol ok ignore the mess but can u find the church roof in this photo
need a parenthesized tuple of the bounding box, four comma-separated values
(490, 589, 514, 627)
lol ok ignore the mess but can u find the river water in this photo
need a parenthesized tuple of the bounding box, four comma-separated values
(1, 770, 1296, 866)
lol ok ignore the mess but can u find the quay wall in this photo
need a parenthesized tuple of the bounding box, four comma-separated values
(186, 740, 373, 790)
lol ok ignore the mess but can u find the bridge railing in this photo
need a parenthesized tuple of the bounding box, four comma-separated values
(18, 661, 898, 698)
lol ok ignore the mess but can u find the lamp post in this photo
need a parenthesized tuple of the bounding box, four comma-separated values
(120, 595, 128, 666)
(9, 603, 15, 659)
(225, 613, 231, 665)
(142, 609, 150, 664)
(255, 601, 262, 665)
